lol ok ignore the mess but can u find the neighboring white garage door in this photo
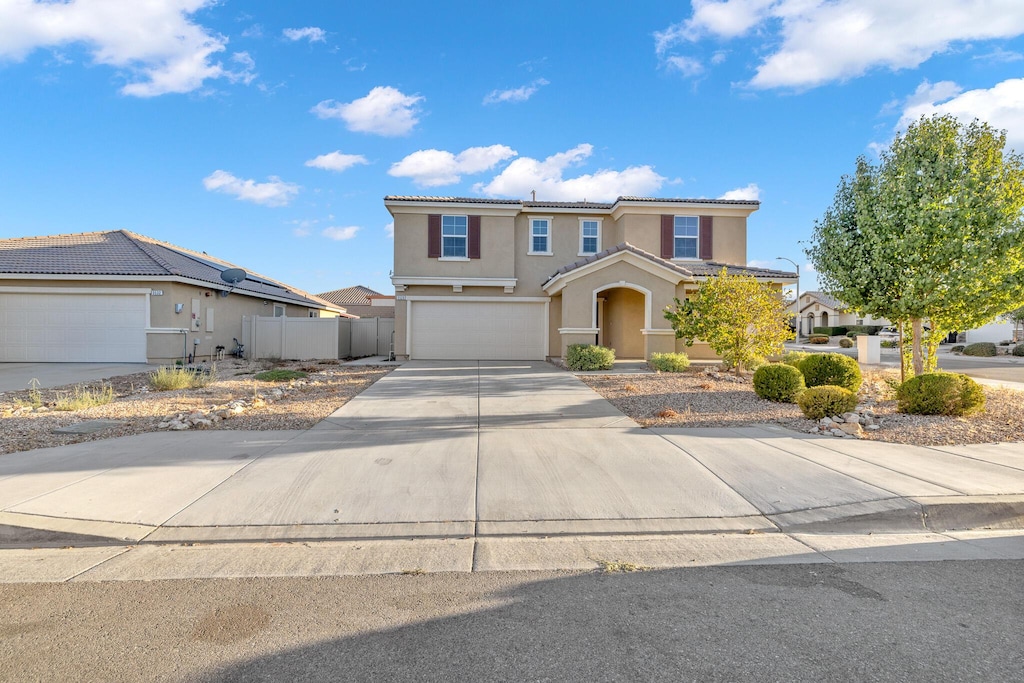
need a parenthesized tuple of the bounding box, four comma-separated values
(0, 291, 148, 362)
(410, 300, 546, 360)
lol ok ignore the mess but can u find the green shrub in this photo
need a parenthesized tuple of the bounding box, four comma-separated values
(782, 351, 809, 368)
(896, 372, 985, 416)
(566, 344, 615, 371)
(1013, 345, 1024, 357)
(846, 331, 866, 338)
(846, 325, 883, 335)
(649, 352, 690, 373)
(962, 342, 997, 357)
(950, 344, 965, 353)
(254, 369, 308, 382)
(839, 337, 854, 348)
(753, 363, 806, 403)
(53, 384, 114, 411)
(797, 385, 858, 420)
(812, 326, 848, 336)
(808, 335, 830, 344)
(799, 352, 862, 392)
(149, 366, 216, 391)
(880, 340, 898, 348)
(743, 356, 767, 372)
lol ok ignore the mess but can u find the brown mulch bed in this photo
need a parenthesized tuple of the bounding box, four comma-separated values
(0, 360, 391, 455)
(580, 368, 1024, 446)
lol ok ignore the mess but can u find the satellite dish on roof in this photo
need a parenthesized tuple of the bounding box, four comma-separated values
(219, 268, 247, 296)
(221, 268, 246, 285)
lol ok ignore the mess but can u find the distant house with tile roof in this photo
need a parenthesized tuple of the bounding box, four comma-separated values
(0, 230, 346, 363)
(317, 285, 395, 319)
(790, 290, 889, 334)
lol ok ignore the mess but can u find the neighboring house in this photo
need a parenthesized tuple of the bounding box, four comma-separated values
(791, 291, 889, 334)
(386, 195, 797, 361)
(0, 230, 345, 363)
(317, 285, 396, 319)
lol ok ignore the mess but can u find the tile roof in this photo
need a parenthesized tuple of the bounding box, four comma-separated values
(0, 230, 340, 310)
(385, 195, 761, 208)
(800, 290, 846, 311)
(317, 285, 382, 306)
(545, 243, 797, 285)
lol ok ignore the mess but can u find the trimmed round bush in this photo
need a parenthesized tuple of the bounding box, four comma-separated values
(566, 344, 615, 371)
(782, 351, 809, 368)
(839, 337, 854, 348)
(1013, 344, 1024, 357)
(797, 385, 858, 420)
(896, 372, 985, 416)
(808, 335, 830, 344)
(880, 340, 898, 348)
(799, 352, 862, 392)
(649, 352, 690, 373)
(962, 342, 997, 357)
(950, 344, 965, 353)
(753, 363, 806, 403)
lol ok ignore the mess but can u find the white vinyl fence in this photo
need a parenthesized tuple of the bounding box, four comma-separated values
(243, 315, 394, 361)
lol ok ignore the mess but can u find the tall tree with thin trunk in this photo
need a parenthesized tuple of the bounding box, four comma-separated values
(807, 115, 1024, 378)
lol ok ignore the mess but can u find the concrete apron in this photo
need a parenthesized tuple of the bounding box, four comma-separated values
(1, 360, 1024, 580)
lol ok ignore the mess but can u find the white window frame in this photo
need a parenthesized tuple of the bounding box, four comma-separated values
(528, 216, 553, 256)
(309, 310, 319, 318)
(273, 304, 286, 317)
(672, 215, 700, 260)
(440, 214, 469, 261)
(579, 218, 602, 256)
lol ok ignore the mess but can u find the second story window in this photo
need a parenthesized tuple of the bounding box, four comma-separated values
(673, 216, 699, 259)
(580, 219, 600, 255)
(442, 215, 468, 258)
(530, 218, 551, 255)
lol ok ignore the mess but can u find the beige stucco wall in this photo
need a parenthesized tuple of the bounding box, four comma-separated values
(0, 277, 325, 363)
(393, 213, 516, 279)
(618, 213, 746, 265)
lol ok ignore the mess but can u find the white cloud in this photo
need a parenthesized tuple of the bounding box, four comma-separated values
(0, 0, 256, 97)
(283, 27, 326, 43)
(719, 183, 761, 201)
(656, 1, 1024, 90)
(388, 145, 517, 187)
(385, 222, 394, 239)
(475, 144, 665, 202)
(241, 24, 263, 39)
(482, 78, 549, 105)
(665, 56, 704, 77)
(203, 170, 299, 207)
(305, 151, 370, 173)
(895, 77, 1024, 150)
(311, 86, 423, 136)
(747, 259, 782, 269)
(322, 226, 360, 241)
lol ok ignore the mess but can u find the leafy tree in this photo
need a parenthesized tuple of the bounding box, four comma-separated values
(808, 115, 1024, 378)
(1005, 305, 1024, 342)
(664, 268, 793, 375)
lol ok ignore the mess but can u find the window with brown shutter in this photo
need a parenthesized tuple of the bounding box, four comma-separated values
(468, 215, 481, 259)
(660, 215, 673, 259)
(427, 214, 441, 258)
(699, 216, 713, 260)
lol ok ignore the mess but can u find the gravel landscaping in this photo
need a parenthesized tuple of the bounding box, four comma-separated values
(0, 360, 391, 455)
(580, 367, 1024, 446)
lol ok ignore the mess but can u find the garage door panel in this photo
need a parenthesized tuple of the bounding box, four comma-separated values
(410, 301, 545, 360)
(0, 292, 148, 363)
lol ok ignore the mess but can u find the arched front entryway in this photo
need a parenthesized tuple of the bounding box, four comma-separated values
(594, 283, 649, 359)
(804, 313, 814, 335)
(820, 311, 829, 328)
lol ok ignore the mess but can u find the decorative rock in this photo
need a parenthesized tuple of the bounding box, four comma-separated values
(230, 406, 245, 415)
(169, 422, 189, 431)
(865, 424, 881, 431)
(830, 429, 845, 437)
(194, 419, 213, 428)
(831, 415, 844, 423)
(158, 421, 170, 429)
(842, 412, 861, 424)
(838, 422, 864, 437)
(187, 411, 205, 421)
(819, 417, 834, 427)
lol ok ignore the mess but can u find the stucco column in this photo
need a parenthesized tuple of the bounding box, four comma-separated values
(642, 329, 676, 358)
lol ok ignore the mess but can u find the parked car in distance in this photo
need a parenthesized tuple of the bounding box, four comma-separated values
(879, 326, 899, 342)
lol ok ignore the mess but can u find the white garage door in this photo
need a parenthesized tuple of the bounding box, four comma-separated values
(0, 291, 148, 362)
(410, 300, 546, 360)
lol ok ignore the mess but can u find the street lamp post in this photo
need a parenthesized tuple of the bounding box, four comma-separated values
(776, 257, 800, 343)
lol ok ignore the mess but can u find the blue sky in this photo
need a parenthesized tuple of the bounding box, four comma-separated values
(2, 1, 1024, 298)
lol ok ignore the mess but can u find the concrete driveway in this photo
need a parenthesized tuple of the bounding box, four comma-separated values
(1, 361, 1023, 553)
(0, 362, 160, 392)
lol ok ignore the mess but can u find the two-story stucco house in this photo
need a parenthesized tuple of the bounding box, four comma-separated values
(385, 195, 797, 362)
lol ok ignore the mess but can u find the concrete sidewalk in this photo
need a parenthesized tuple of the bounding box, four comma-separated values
(1, 360, 1022, 581)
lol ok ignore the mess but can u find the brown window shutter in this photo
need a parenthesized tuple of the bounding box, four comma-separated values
(660, 215, 674, 259)
(427, 214, 441, 258)
(699, 216, 713, 260)
(468, 215, 481, 259)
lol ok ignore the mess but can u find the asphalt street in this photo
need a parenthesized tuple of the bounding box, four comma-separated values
(1, 561, 1021, 682)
